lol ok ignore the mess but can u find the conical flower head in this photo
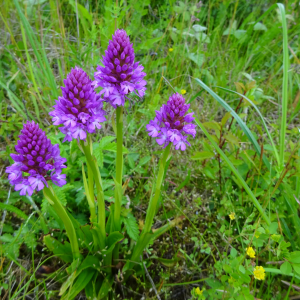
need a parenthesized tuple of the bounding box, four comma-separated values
(6, 121, 67, 196)
(146, 93, 196, 151)
(49, 67, 106, 142)
(94, 29, 147, 108)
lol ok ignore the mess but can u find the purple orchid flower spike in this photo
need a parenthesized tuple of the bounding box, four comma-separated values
(6, 121, 67, 196)
(146, 93, 196, 151)
(49, 67, 106, 142)
(93, 29, 147, 108)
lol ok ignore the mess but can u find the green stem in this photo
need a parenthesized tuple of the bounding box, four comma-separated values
(123, 145, 173, 279)
(80, 139, 106, 250)
(278, 3, 289, 171)
(82, 164, 96, 223)
(87, 163, 96, 218)
(114, 106, 123, 232)
(43, 186, 80, 260)
(143, 144, 171, 234)
(112, 107, 124, 263)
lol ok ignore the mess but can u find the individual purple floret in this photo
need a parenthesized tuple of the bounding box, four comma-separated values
(49, 67, 106, 142)
(6, 121, 67, 196)
(146, 93, 196, 151)
(93, 29, 147, 108)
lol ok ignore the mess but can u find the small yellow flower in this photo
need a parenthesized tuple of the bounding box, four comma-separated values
(195, 287, 203, 295)
(181, 89, 187, 95)
(246, 246, 255, 258)
(229, 212, 235, 220)
(253, 266, 266, 280)
(169, 48, 174, 52)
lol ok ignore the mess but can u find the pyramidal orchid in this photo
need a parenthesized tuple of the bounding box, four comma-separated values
(49, 67, 106, 142)
(146, 93, 196, 150)
(6, 121, 67, 196)
(94, 29, 147, 108)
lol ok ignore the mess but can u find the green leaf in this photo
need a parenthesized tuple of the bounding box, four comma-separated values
(77, 225, 94, 250)
(62, 268, 95, 300)
(203, 121, 221, 131)
(239, 272, 251, 283)
(191, 151, 215, 160)
(81, 164, 96, 221)
(123, 213, 139, 241)
(223, 264, 232, 273)
(280, 261, 292, 275)
(233, 29, 247, 39)
(127, 155, 135, 169)
(268, 222, 278, 234)
(138, 37, 163, 50)
(151, 255, 180, 268)
(22, 227, 37, 249)
(187, 53, 204, 67)
(99, 136, 116, 148)
(224, 133, 240, 147)
(123, 232, 153, 272)
(265, 267, 300, 280)
(254, 22, 267, 31)
(102, 142, 128, 153)
(175, 169, 191, 192)
(138, 156, 151, 167)
(52, 183, 73, 206)
(0, 233, 14, 243)
(0, 203, 30, 221)
(239, 265, 246, 274)
(97, 148, 104, 168)
(98, 274, 114, 299)
(43, 235, 73, 263)
(230, 248, 237, 258)
(289, 252, 300, 264)
(192, 24, 207, 32)
(59, 271, 77, 296)
(78, 256, 100, 273)
(101, 231, 124, 255)
(293, 264, 300, 275)
(75, 188, 85, 205)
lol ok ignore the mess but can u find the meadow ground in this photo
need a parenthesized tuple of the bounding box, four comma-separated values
(1, 0, 300, 299)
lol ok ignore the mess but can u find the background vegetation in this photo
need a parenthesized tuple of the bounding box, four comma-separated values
(0, 0, 300, 299)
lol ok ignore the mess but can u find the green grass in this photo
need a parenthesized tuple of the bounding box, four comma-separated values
(1, 0, 300, 299)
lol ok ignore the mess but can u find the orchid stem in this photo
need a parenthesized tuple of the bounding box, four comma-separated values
(80, 139, 106, 250)
(87, 163, 96, 222)
(114, 106, 123, 232)
(43, 185, 80, 260)
(112, 106, 123, 263)
(143, 144, 171, 234)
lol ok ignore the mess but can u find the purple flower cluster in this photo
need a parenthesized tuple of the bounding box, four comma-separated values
(49, 67, 106, 142)
(94, 29, 147, 108)
(6, 121, 67, 196)
(146, 93, 196, 151)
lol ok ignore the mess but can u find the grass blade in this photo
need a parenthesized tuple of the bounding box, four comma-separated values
(20, 22, 45, 118)
(277, 3, 289, 170)
(194, 78, 271, 171)
(0, 79, 31, 119)
(13, 0, 58, 100)
(193, 115, 271, 225)
(215, 86, 280, 166)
